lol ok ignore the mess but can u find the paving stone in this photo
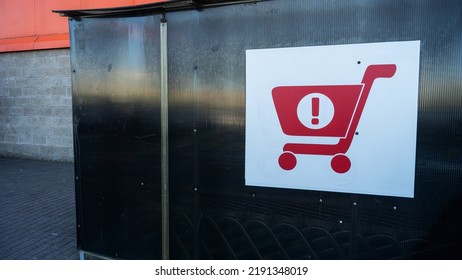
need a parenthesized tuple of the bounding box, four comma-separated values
(0, 158, 79, 260)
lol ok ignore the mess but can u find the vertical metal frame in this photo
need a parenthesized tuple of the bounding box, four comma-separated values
(160, 15, 170, 260)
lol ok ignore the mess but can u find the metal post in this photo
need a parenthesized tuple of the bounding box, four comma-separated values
(160, 15, 169, 260)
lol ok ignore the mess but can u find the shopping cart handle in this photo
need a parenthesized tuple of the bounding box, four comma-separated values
(361, 64, 396, 84)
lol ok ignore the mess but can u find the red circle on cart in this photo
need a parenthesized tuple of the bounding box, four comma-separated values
(331, 154, 351, 174)
(279, 152, 297, 170)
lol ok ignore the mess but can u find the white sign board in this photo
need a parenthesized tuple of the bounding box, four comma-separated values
(245, 41, 420, 198)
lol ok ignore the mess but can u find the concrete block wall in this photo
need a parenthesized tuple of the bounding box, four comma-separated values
(0, 49, 74, 162)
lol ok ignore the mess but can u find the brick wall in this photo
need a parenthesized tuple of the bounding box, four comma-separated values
(0, 49, 73, 162)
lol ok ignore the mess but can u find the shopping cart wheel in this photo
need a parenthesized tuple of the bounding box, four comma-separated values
(279, 152, 297, 170)
(331, 154, 351, 174)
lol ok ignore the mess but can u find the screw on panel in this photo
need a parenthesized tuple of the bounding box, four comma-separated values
(252, 193, 256, 198)
(339, 220, 343, 224)
(353, 202, 357, 206)
(319, 198, 323, 203)
(393, 206, 397, 210)
(194, 187, 198, 191)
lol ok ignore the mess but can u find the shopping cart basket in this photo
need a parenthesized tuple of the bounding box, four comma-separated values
(272, 64, 396, 173)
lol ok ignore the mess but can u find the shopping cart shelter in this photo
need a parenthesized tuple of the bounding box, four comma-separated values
(56, 0, 462, 259)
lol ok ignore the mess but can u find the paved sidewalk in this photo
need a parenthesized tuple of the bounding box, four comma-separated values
(0, 158, 79, 260)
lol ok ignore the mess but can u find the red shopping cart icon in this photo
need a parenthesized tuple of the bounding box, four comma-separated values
(272, 64, 396, 173)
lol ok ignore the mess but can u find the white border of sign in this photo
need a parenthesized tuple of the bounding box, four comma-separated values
(245, 41, 420, 198)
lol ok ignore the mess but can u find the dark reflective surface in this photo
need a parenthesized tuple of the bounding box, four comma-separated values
(70, 15, 162, 259)
(167, 0, 462, 260)
(70, 0, 462, 259)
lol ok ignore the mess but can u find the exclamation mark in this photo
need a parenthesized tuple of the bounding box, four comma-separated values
(311, 97, 319, 125)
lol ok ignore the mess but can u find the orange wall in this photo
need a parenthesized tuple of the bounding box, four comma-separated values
(0, 0, 164, 52)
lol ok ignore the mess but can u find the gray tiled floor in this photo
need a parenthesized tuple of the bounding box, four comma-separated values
(0, 158, 79, 260)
